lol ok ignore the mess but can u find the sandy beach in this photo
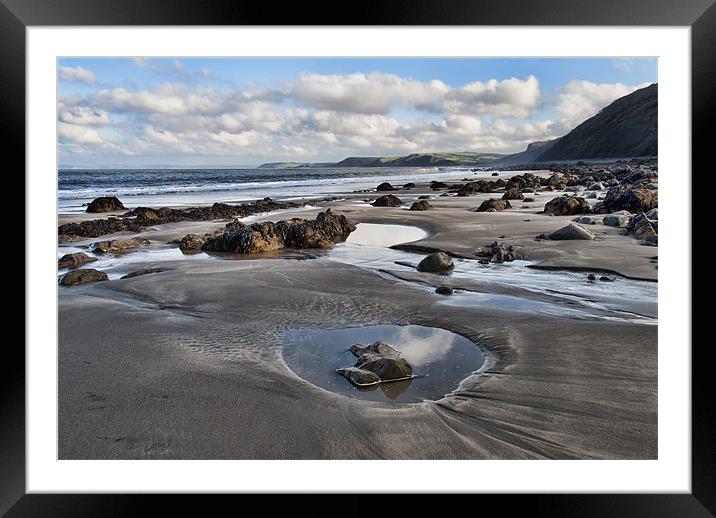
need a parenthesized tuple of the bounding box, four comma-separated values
(58, 170, 658, 459)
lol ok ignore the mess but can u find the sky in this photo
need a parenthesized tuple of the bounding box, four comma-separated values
(57, 57, 657, 168)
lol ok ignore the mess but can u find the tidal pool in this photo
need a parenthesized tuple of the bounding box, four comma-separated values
(282, 324, 485, 404)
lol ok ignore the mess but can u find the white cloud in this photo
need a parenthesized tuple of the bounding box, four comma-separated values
(58, 105, 111, 125)
(446, 75, 541, 119)
(279, 72, 450, 114)
(58, 66, 96, 85)
(554, 80, 649, 130)
(58, 122, 103, 144)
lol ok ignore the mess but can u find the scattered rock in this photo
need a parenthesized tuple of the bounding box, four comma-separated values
(572, 215, 603, 225)
(430, 181, 448, 190)
(58, 252, 97, 269)
(477, 241, 518, 263)
(376, 182, 395, 191)
(587, 273, 596, 281)
(548, 223, 596, 240)
(372, 194, 403, 207)
(179, 233, 208, 251)
(86, 196, 126, 213)
(337, 340, 413, 386)
(589, 182, 604, 191)
(335, 367, 381, 386)
(475, 199, 511, 212)
(435, 286, 454, 295)
(603, 211, 632, 227)
(59, 268, 108, 286)
(416, 252, 454, 272)
(403, 182, 416, 189)
(89, 237, 151, 254)
(543, 196, 590, 215)
(409, 200, 432, 211)
(491, 172, 499, 176)
(523, 197, 535, 203)
(501, 188, 524, 201)
(599, 276, 615, 282)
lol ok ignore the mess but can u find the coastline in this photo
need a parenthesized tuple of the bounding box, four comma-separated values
(58, 169, 658, 459)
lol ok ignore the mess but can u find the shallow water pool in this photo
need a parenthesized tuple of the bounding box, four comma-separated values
(282, 324, 485, 404)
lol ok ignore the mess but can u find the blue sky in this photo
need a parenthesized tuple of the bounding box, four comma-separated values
(58, 57, 657, 167)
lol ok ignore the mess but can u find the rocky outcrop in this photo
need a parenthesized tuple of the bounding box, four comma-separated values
(476, 199, 511, 212)
(409, 200, 432, 211)
(548, 223, 596, 240)
(89, 237, 150, 254)
(376, 182, 395, 191)
(86, 196, 126, 213)
(59, 198, 312, 241)
(337, 340, 413, 387)
(372, 195, 403, 207)
(58, 252, 97, 269)
(544, 196, 590, 215)
(201, 209, 355, 254)
(59, 268, 108, 286)
(627, 210, 658, 243)
(416, 252, 453, 272)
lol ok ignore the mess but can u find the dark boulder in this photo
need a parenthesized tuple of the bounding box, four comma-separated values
(416, 252, 454, 272)
(372, 195, 403, 207)
(58, 252, 96, 269)
(59, 268, 108, 286)
(502, 188, 524, 201)
(435, 286, 454, 295)
(409, 200, 432, 211)
(376, 182, 395, 191)
(543, 196, 590, 215)
(86, 196, 126, 213)
(475, 199, 511, 212)
(596, 187, 658, 214)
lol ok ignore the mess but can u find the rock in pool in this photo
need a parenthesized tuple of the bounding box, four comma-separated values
(376, 182, 395, 191)
(409, 200, 432, 211)
(59, 268, 108, 286)
(416, 252, 454, 272)
(337, 340, 413, 386)
(89, 237, 151, 254)
(58, 252, 97, 269)
(372, 194, 403, 207)
(435, 285, 454, 295)
(548, 223, 596, 241)
(86, 196, 126, 213)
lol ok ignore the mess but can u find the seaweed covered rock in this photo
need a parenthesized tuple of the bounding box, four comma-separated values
(58, 252, 97, 269)
(89, 237, 151, 254)
(59, 268, 108, 286)
(86, 196, 125, 213)
(544, 196, 590, 216)
(201, 209, 355, 254)
(501, 188, 524, 201)
(596, 187, 658, 214)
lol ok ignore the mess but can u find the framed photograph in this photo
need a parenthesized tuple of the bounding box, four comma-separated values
(7, 0, 710, 512)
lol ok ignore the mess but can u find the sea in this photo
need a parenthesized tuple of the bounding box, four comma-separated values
(57, 166, 496, 213)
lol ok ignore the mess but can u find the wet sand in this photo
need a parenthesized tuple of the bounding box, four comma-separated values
(58, 176, 658, 459)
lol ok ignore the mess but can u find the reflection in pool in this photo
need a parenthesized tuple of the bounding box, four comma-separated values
(282, 324, 485, 403)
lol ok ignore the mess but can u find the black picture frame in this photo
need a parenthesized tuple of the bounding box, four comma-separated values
(5, 0, 710, 514)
